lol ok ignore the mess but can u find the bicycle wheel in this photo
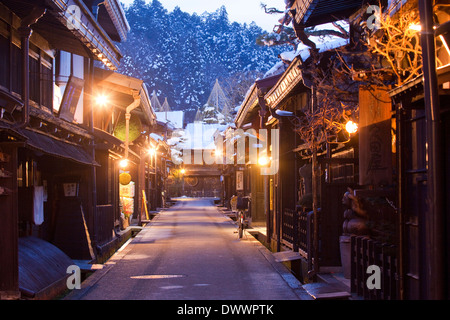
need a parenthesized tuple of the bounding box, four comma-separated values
(238, 211, 243, 238)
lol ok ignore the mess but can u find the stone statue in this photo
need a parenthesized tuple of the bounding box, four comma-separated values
(342, 188, 369, 236)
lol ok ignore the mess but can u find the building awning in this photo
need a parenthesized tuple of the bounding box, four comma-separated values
(1, 0, 122, 70)
(46, 0, 122, 69)
(0, 122, 98, 166)
(389, 64, 450, 101)
(0, 87, 23, 114)
(21, 128, 98, 166)
(92, 127, 124, 152)
(265, 56, 304, 109)
(0, 122, 28, 142)
(0, 121, 97, 165)
(234, 73, 282, 128)
(94, 68, 157, 126)
(98, 0, 130, 42)
(289, 0, 367, 27)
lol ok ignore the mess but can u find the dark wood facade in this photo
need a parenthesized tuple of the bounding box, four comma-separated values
(251, 0, 450, 299)
(390, 65, 450, 299)
(0, 0, 133, 299)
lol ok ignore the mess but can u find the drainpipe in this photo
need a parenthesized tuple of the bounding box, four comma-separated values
(17, 7, 46, 128)
(270, 108, 284, 252)
(418, 0, 444, 300)
(92, 0, 104, 20)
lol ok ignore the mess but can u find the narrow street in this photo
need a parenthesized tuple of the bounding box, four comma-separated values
(66, 198, 307, 300)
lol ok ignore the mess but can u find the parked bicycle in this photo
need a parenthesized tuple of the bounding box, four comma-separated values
(236, 196, 250, 239)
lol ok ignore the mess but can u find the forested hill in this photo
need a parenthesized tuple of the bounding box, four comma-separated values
(117, 0, 289, 122)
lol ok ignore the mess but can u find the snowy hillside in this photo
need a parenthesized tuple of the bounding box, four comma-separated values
(117, 0, 290, 122)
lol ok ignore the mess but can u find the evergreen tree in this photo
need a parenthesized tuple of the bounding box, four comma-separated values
(117, 1, 290, 119)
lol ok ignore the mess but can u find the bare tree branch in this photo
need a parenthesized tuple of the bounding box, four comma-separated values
(260, 3, 284, 14)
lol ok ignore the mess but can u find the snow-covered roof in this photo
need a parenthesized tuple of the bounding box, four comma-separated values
(155, 111, 184, 129)
(264, 20, 350, 78)
(263, 60, 287, 79)
(150, 133, 164, 141)
(178, 122, 228, 150)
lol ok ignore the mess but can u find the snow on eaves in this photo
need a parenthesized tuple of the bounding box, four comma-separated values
(263, 37, 349, 79)
(263, 60, 287, 79)
(150, 133, 164, 141)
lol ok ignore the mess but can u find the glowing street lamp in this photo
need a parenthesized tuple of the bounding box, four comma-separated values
(119, 158, 129, 169)
(180, 168, 186, 175)
(148, 147, 156, 156)
(345, 120, 358, 134)
(95, 94, 108, 106)
(258, 155, 270, 167)
(409, 23, 422, 32)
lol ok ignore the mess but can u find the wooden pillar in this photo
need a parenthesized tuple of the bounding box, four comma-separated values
(418, 0, 444, 300)
(0, 144, 20, 299)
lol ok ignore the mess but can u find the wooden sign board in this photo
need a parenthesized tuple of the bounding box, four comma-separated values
(59, 75, 84, 122)
(236, 171, 244, 191)
(359, 86, 393, 187)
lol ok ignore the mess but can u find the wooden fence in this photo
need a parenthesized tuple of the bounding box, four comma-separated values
(95, 204, 115, 246)
(350, 235, 399, 300)
(282, 207, 314, 261)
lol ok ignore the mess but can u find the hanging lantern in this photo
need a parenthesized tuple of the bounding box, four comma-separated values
(119, 172, 132, 185)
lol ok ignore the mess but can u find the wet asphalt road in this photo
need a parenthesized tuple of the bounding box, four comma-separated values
(67, 198, 306, 300)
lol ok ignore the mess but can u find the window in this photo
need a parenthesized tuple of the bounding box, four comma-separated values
(11, 44, 22, 95)
(0, 18, 22, 96)
(0, 18, 53, 110)
(29, 54, 40, 103)
(0, 34, 10, 89)
(29, 45, 53, 111)
(40, 54, 53, 109)
(0, 19, 9, 90)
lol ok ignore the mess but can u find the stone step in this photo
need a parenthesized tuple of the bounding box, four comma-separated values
(302, 282, 351, 300)
(273, 250, 302, 262)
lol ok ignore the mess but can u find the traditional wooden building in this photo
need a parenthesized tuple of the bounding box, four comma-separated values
(388, 2, 450, 299)
(92, 67, 158, 261)
(282, 0, 450, 300)
(0, 0, 129, 299)
(233, 74, 282, 229)
(167, 121, 225, 199)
